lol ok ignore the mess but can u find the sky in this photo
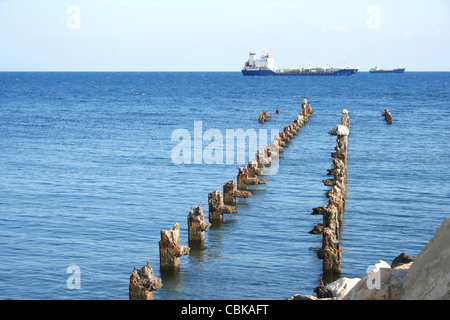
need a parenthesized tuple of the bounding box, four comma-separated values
(0, 0, 449, 71)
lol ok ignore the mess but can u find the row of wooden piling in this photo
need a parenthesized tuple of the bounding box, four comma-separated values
(310, 109, 350, 283)
(129, 99, 315, 299)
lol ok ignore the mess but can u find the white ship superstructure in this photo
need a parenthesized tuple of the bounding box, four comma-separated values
(245, 49, 275, 71)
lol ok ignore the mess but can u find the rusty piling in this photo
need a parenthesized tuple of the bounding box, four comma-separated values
(258, 111, 272, 123)
(129, 261, 162, 300)
(159, 223, 190, 270)
(208, 190, 238, 222)
(223, 180, 252, 206)
(187, 204, 211, 246)
(382, 108, 393, 124)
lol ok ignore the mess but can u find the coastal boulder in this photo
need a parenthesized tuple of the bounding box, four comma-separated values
(391, 252, 415, 268)
(343, 219, 450, 300)
(291, 218, 450, 300)
(343, 261, 411, 300)
(288, 294, 318, 300)
(326, 277, 361, 299)
(401, 218, 450, 300)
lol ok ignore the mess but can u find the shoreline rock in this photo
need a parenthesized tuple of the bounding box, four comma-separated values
(401, 218, 450, 300)
(391, 252, 415, 268)
(289, 217, 450, 300)
(343, 261, 413, 300)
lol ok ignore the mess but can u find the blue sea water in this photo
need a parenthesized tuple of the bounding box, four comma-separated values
(0, 72, 449, 300)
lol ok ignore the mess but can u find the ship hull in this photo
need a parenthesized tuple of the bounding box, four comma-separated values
(242, 68, 358, 76)
(369, 68, 405, 74)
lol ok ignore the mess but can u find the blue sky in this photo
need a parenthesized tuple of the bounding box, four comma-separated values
(0, 0, 449, 71)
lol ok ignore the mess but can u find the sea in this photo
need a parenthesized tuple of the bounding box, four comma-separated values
(0, 71, 449, 300)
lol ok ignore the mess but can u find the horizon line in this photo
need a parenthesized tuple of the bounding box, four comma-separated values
(1, 69, 450, 73)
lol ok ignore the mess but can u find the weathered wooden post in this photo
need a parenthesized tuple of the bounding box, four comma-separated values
(322, 227, 342, 281)
(159, 223, 190, 270)
(187, 204, 211, 246)
(342, 108, 350, 129)
(247, 159, 261, 178)
(237, 166, 266, 191)
(271, 134, 284, 153)
(208, 190, 237, 222)
(129, 261, 162, 300)
(258, 111, 271, 123)
(301, 99, 307, 115)
(223, 180, 251, 206)
(382, 108, 393, 124)
(306, 103, 314, 117)
(257, 148, 271, 168)
(328, 124, 349, 180)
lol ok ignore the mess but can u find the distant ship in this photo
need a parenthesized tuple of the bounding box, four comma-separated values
(241, 49, 359, 76)
(369, 66, 406, 74)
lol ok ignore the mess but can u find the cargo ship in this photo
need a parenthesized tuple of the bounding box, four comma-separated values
(241, 49, 359, 76)
(369, 66, 406, 73)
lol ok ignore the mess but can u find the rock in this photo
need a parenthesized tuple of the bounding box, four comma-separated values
(308, 218, 450, 300)
(314, 280, 334, 298)
(343, 261, 411, 300)
(326, 277, 361, 299)
(401, 218, 450, 300)
(288, 264, 410, 300)
(288, 294, 318, 300)
(344, 268, 391, 300)
(368, 260, 391, 273)
(391, 252, 415, 268)
(389, 264, 413, 300)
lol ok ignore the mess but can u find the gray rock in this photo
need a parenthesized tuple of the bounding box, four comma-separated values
(391, 252, 415, 268)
